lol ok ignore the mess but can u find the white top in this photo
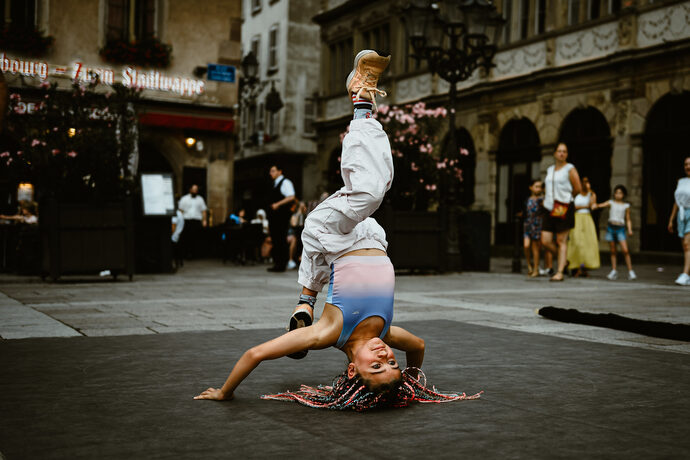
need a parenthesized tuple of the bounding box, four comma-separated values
(171, 210, 185, 243)
(544, 163, 574, 211)
(178, 194, 207, 221)
(273, 175, 295, 198)
(608, 200, 630, 226)
(250, 209, 270, 235)
(675, 177, 690, 220)
(574, 193, 591, 214)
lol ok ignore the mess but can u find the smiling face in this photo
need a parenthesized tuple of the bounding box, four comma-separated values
(529, 180, 543, 196)
(348, 337, 401, 386)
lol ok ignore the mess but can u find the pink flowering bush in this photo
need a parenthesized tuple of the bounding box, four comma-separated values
(341, 101, 470, 211)
(2, 78, 138, 202)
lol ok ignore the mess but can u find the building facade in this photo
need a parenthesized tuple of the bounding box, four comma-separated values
(314, 0, 690, 254)
(236, 0, 321, 215)
(1, 0, 241, 222)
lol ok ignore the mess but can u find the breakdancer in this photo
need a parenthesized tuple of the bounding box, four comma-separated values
(195, 50, 480, 410)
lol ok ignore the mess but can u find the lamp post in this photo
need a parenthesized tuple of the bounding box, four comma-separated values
(239, 51, 283, 145)
(401, 0, 503, 271)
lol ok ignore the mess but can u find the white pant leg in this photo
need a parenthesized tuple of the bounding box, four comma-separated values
(298, 118, 394, 292)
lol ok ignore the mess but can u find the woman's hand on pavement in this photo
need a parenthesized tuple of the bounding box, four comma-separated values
(194, 387, 233, 401)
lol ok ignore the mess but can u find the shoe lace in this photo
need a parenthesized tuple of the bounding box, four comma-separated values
(355, 86, 387, 111)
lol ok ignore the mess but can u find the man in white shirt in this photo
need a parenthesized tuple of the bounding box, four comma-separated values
(178, 184, 208, 259)
(267, 164, 295, 272)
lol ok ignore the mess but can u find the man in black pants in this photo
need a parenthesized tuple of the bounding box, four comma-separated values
(267, 164, 295, 272)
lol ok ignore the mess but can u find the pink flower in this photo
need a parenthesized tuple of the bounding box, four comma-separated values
(460, 147, 469, 156)
(52, 149, 60, 155)
(437, 162, 446, 169)
(0, 152, 9, 157)
(398, 136, 405, 142)
(9, 93, 20, 100)
(16, 151, 22, 156)
(419, 178, 424, 183)
(410, 162, 419, 171)
(67, 151, 78, 158)
(420, 144, 428, 153)
(31, 139, 41, 147)
(52, 127, 59, 132)
(378, 105, 389, 115)
(430, 184, 437, 191)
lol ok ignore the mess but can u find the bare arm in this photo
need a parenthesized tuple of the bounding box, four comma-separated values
(272, 195, 296, 211)
(593, 200, 610, 210)
(569, 167, 582, 197)
(194, 325, 331, 401)
(201, 210, 208, 227)
(383, 326, 425, 369)
(589, 192, 597, 210)
(626, 207, 633, 236)
(669, 203, 678, 233)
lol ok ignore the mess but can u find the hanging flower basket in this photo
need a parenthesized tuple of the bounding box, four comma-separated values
(0, 26, 54, 57)
(99, 38, 172, 68)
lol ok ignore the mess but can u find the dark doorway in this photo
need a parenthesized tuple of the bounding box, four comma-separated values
(183, 167, 207, 199)
(642, 92, 690, 251)
(138, 147, 173, 174)
(495, 118, 541, 244)
(559, 107, 612, 204)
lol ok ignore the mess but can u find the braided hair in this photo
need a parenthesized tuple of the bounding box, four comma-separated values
(261, 368, 481, 411)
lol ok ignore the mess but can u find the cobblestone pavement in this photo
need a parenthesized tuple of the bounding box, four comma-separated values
(0, 258, 688, 353)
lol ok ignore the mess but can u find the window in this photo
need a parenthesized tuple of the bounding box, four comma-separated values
(568, 0, 581, 26)
(608, 0, 621, 13)
(403, 26, 421, 73)
(589, 0, 601, 19)
(268, 24, 278, 71)
(251, 0, 261, 14)
(362, 24, 390, 54)
(535, 0, 546, 35)
(251, 35, 261, 69)
(519, 0, 530, 39)
(502, 0, 513, 45)
(268, 111, 278, 136)
(1, 0, 37, 28)
(106, 0, 157, 42)
(304, 98, 316, 136)
(328, 37, 353, 94)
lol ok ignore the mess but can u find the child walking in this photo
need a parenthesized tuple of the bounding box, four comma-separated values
(523, 180, 543, 278)
(595, 184, 636, 280)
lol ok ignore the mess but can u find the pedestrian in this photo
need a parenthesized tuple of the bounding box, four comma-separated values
(595, 184, 636, 280)
(194, 50, 478, 410)
(567, 177, 600, 277)
(266, 164, 295, 272)
(541, 142, 582, 281)
(523, 179, 543, 278)
(171, 206, 184, 269)
(286, 201, 307, 270)
(178, 184, 208, 259)
(668, 156, 690, 285)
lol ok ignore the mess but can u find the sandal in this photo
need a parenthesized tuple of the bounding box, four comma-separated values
(549, 273, 564, 282)
(286, 307, 313, 360)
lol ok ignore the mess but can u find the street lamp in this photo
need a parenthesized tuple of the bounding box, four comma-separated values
(402, 0, 504, 271)
(239, 51, 283, 146)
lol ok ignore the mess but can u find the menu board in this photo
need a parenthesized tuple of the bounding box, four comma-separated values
(140, 173, 175, 216)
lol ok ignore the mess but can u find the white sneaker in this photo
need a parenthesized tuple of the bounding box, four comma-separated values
(538, 267, 548, 276)
(286, 260, 297, 270)
(675, 273, 690, 285)
(607, 269, 618, 280)
(628, 270, 637, 281)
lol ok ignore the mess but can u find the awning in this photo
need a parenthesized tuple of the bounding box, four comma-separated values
(138, 111, 234, 133)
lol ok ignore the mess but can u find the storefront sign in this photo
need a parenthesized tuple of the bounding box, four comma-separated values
(1, 52, 205, 96)
(207, 64, 235, 83)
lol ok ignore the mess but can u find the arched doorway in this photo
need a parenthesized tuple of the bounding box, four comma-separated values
(559, 107, 612, 204)
(495, 118, 541, 244)
(642, 92, 690, 251)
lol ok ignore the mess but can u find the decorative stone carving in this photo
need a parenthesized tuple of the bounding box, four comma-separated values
(618, 13, 635, 47)
(637, 1, 690, 47)
(616, 100, 630, 136)
(493, 42, 547, 80)
(555, 21, 619, 66)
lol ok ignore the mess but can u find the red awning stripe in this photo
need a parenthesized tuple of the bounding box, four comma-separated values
(139, 112, 234, 133)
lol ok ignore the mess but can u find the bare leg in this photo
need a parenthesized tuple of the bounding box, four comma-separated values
(287, 234, 296, 262)
(620, 240, 633, 271)
(609, 242, 617, 271)
(545, 250, 553, 270)
(531, 241, 540, 277)
(550, 230, 569, 280)
(523, 236, 532, 273)
(541, 231, 557, 257)
(683, 233, 690, 275)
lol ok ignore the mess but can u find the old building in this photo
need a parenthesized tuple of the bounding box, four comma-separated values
(1, 0, 242, 222)
(313, 0, 690, 255)
(236, 0, 321, 215)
